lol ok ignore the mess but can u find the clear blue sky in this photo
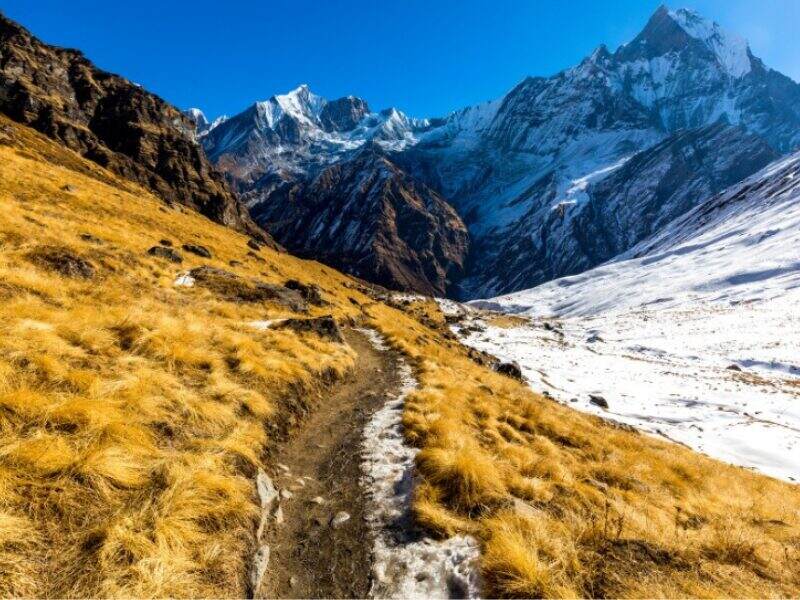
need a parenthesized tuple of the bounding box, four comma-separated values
(2, 1, 798, 120)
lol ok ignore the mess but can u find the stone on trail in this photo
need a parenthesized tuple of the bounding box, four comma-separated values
(330, 511, 351, 528)
(249, 544, 270, 596)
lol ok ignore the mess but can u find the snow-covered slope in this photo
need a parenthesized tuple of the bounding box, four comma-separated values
(462, 152, 800, 482)
(478, 151, 800, 316)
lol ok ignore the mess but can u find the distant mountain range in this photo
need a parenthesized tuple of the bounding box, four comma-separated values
(190, 6, 800, 298)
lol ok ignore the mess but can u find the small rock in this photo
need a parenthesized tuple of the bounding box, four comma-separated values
(182, 243, 212, 258)
(247, 238, 262, 251)
(255, 469, 279, 539)
(147, 245, 183, 263)
(249, 544, 270, 596)
(295, 478, 306, 487)
(229, 260, 242, 267)
(159, 239, 173, 247)
(330, 511, 351, 528)
(494, 361, 523, 380)
(247, 250, 266, 263)
(310, 496, 325, 505)
(587, 333, 604, 343)
(60, 184, 77, 193)
(726, 364, 743, 372)
(79, 233, 103, 245)
(280, 489, 293, 500)
(273, 504, 284, 525)
(289, 576, 298, 588)
(589, 394, 609, 409)
(277, 463, 290, 473)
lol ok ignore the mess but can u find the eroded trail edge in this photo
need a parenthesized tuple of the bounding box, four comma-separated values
(357, 328, 481, 599)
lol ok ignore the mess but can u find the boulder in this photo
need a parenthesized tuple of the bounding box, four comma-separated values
(589, 394, 609, 409)
(189, 266, 307, 311)
(182, 243, 212, 258)
(147, 246, 183, 263)
(28, 246, 95, 279)
(284, 279, 326, 306)
(495, 361, 523, 380)
(274, 316, 344, 344)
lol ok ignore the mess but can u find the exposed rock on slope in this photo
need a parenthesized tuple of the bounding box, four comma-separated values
(0, 13, 268, 241)
(466, 122, 778, 295)
(251, 146, 468, 296)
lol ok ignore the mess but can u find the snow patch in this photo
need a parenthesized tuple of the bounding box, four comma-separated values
(173, 272, 195, 287)
(357, 328, 481, 599)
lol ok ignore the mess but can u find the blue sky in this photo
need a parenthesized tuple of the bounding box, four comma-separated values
(3, 1, 798, 120)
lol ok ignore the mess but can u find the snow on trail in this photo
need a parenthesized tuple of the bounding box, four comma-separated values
(357, 328, 481, 599)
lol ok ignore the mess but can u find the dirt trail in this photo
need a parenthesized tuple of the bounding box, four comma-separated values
(257, 328, 402, 599)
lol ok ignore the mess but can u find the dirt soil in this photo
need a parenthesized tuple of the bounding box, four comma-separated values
(258, 328, 401, 599)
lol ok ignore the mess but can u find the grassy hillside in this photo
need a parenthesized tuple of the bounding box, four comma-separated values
(0, 116, 798, 598)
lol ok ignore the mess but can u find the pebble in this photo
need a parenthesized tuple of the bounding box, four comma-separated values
(274, 504, 284, 525)
(280, 489, 293, 500)
(310, 496, 325, 505)
(330, 511, 351, 528)
(277, 463, 291, 473)
(289, 576, 298, 588)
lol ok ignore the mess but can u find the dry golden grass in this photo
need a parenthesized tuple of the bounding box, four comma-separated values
(0, 118, 364, 597)
(368, 298, 800, 598)
(1, 116, 799, 598)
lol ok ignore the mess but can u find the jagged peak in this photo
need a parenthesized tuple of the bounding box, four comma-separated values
(620, 5, 752, 78)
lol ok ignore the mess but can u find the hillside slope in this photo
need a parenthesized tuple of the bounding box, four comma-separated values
(0, 13, 266, 241)
(0, 116, 799, 598)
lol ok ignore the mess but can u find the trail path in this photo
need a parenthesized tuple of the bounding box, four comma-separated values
(257, 329, 402, 599)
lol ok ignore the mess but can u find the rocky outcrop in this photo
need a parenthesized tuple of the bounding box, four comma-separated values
(249, 146, 468, 296)
(0, 13, 270, 243)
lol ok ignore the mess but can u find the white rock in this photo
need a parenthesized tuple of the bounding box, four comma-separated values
(330, 511, 351, 528)
(249, 544, 270, 595)
(280, 489, 293, 500)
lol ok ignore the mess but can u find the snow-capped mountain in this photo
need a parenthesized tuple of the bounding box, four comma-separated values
(201, 6, 800, 297)
(183, 108, 227, 138)
(201, 85, 433, 188)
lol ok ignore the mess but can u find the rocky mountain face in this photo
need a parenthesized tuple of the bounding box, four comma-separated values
(464, 123, 778, 295)
(0, 13, 268, 241)
(200, 6, 800, 297)
(250, 145, 468, 296)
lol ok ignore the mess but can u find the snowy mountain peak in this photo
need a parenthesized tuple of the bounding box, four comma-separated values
(667, 7, 752, 77)
(184, 107, 208, 129)
(625, 6, 752, 78)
